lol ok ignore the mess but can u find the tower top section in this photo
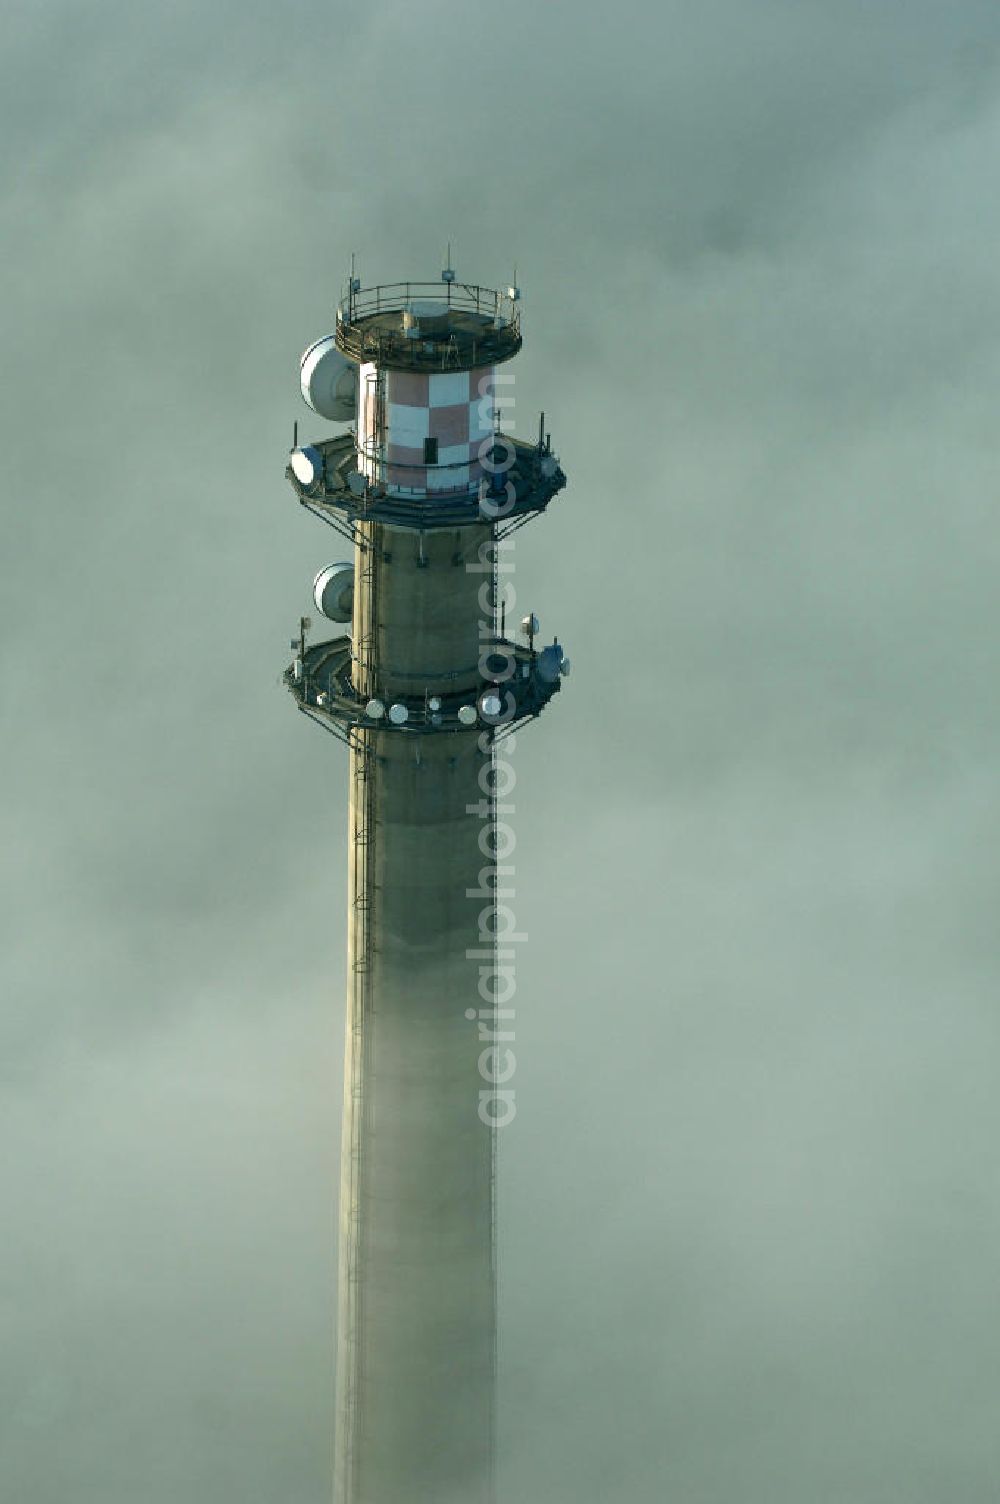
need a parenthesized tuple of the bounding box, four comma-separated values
(335, 278, 522, 373)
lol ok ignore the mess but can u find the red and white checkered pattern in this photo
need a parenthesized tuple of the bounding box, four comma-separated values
(357, 363, 499, 497)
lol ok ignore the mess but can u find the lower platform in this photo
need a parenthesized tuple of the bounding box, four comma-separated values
(284, 633, 563, 739)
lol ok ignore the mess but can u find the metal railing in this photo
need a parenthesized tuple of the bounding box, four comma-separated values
(338, 280, 519, 332)
(335, 281, 522, 370)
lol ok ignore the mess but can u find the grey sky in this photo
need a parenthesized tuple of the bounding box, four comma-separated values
(3, 2, 1000, 1500)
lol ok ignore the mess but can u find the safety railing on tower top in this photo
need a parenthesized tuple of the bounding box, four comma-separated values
(338, 280, 520, 333)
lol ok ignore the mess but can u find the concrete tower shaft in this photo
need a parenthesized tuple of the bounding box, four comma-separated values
(351, 518, 494, 701)
(339, 518, 496, 1504)
(340, 724, 495, 1501)
(284, 273, 568, 1504)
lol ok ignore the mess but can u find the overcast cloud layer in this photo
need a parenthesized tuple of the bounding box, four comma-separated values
(3, 3, 1000, 1501)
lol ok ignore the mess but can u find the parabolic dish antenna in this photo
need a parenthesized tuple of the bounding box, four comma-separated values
(300, 335, 358, 422)
(313, 562, 354, 623)
(457, 705, 477, 727)
(291, 445, 324, 488)
(389, 703, 409, 726)
(365, 699, 385, 720)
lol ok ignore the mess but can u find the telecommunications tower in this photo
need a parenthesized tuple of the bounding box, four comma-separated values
(284, 265, 568, 1504)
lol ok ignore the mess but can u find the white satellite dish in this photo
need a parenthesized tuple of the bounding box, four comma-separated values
(427, 696, 442, 712)
(300, 336, 358, 422)
(389, 703, 409, 726)
(457, 704, 477, 727)
(313, 563, 354, 623)
(365, 698, 385, 719)
(291, 445, 324, 488)
(480, 692, 503, 719)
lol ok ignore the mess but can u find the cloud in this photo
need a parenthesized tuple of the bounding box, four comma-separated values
(3, 0, 1000, 1498)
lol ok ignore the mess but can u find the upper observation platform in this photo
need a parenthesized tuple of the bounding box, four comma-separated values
(335, 281, 522, 373)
